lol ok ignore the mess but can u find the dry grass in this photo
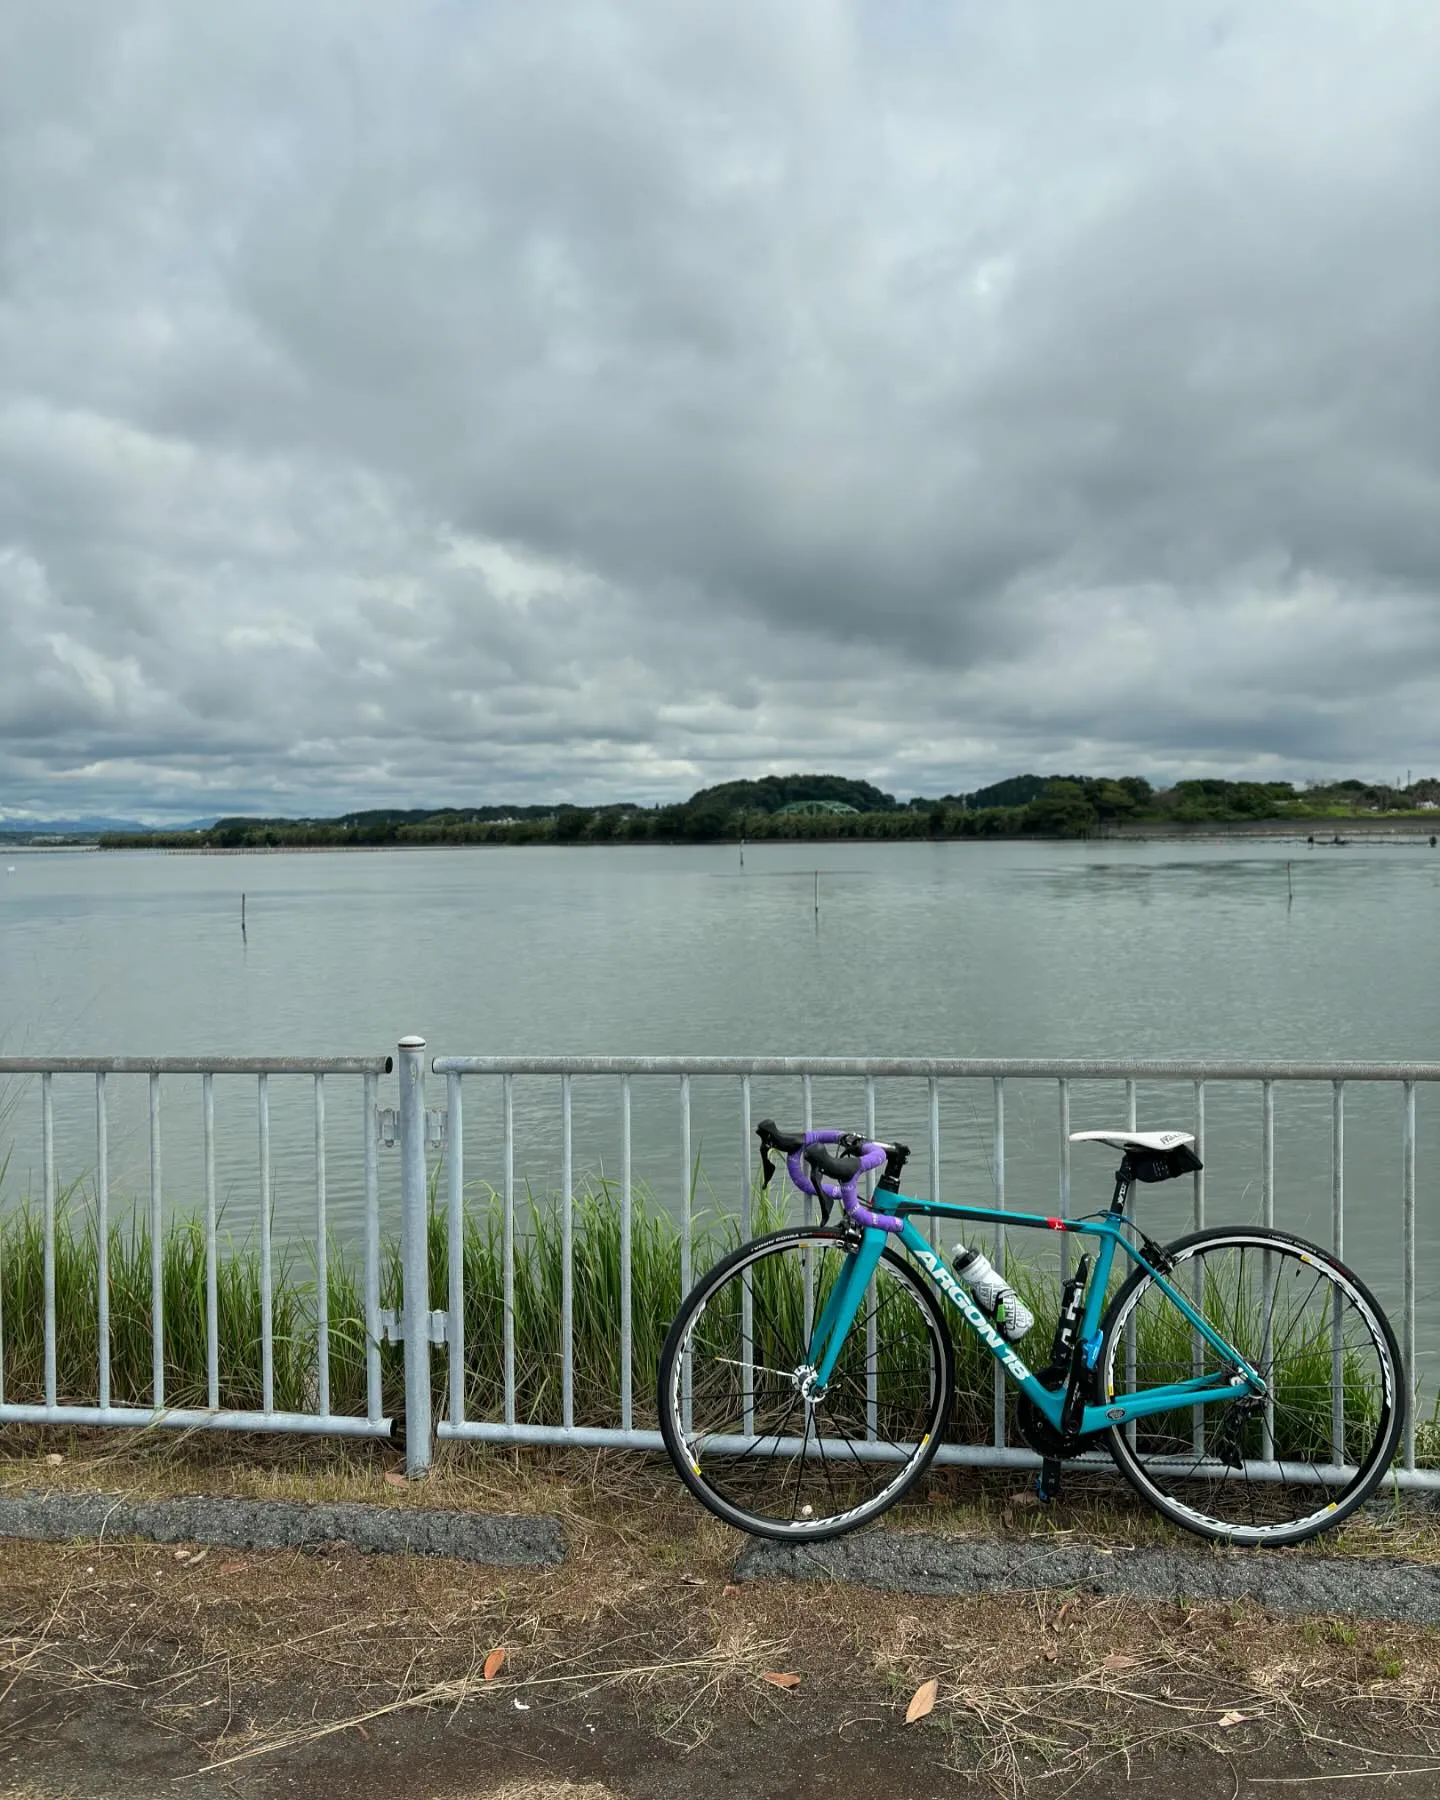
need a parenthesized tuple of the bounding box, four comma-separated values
(4, 1432, 1440, 1791)
(4, 1424, 1439, 1558)
(861, 1587, 1440, 1788)
(475, 1788, 617, 1800)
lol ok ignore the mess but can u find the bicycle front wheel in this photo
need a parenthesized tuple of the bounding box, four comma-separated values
(1099, 1227, 1404, 1546)
(658, 1226, 954, 1541)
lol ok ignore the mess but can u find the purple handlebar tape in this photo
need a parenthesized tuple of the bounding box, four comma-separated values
(784, 1131, 903, 1233)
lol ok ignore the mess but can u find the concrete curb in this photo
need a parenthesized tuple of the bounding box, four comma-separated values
(736, 1532, 1440, 1626)
(0, 1491, 566, 1566)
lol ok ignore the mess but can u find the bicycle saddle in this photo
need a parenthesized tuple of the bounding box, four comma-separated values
(1068, 1129, 1195, 1153)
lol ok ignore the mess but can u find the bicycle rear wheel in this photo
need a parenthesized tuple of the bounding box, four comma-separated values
(1099, 1227, 1404, 1546)
(658, 1226, 954, 1541)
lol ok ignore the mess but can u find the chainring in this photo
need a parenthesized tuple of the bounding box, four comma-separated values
(1015, 1390, 1081, 1459)
(1016, 1382, 1107, 1460)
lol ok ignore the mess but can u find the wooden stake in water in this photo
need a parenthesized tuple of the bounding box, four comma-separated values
(814, 869, 819, 927)
(1286, 861, 1294, 904)
(739, 837, 745, 869)
(241, 892, 247, 943)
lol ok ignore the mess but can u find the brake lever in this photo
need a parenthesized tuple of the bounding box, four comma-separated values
(798, 1143, 840, 1226)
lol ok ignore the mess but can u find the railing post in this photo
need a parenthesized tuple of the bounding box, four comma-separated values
(398, 1036, 434, 1477)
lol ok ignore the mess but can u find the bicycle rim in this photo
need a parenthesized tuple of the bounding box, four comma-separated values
(1101, 1228, 1403, 1546)
(659, 1227, 953, 1540)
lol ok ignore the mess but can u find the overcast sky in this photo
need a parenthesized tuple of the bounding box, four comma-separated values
(1, 1, 1437, 821)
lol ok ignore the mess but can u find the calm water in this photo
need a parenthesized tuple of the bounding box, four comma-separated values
(3, 840, 1438, 1380)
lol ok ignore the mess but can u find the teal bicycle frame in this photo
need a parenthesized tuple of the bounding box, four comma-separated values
(804, 1198, 1267, 1437)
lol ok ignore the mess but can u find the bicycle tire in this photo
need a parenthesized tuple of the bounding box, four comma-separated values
(658, 1225, 955, 1541)
(1098, 1226, 1404, 1546)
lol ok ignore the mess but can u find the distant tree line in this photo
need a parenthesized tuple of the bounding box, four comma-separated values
(95, 772, 1440, 850)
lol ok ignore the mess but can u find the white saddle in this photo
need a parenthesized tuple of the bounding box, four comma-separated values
(1069, 1129, 1195, 1153)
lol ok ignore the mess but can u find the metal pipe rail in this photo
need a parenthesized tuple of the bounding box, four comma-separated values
(0, 1054, 396, 1440)
(433, 1055, 1440, 1082)
(0, 1056, 394, 1076)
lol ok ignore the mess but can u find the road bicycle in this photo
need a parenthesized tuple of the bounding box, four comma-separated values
(657, 1122, 1403, 1547)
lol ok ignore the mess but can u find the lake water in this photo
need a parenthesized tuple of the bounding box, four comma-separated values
(2, 840, 1438, 1384)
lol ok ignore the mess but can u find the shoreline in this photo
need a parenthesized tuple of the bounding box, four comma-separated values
(91, 822, 1440, 851)
(8, 817, 1440, 853)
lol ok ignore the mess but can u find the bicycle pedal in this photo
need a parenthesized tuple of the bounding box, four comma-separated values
(1035, 1459, 1063, 1504)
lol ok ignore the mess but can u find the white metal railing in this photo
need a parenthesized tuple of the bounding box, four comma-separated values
(0, 1054, 395, 1438)
(1, 1042, 1433, 1490)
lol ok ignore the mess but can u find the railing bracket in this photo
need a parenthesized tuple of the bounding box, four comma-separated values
(378, 1308, 448, 1346)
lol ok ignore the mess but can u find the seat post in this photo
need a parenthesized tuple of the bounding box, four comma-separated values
(1109, 1156, 1135, 1216)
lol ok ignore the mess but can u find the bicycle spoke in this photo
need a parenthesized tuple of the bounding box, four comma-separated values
(829, 1370, 922, 1459)
(725, 1390, 803, 1467)
(1267, 1272, 1328, 1371)
(789, 1407, 815, 1522)
(812, 1418, 843, 1515)
(712, 1356, 805, 1382)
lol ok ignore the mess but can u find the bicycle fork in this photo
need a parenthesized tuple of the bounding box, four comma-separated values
(804, 1229, 890, 1391)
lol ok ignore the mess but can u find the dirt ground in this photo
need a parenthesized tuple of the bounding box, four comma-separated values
(5, 1433, 1440, 1797)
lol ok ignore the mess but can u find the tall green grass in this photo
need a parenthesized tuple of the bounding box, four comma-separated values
(0, 1199, 355, 1412)
(0, 1179, 1422, 1466)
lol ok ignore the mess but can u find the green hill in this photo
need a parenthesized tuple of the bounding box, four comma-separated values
(685, 773, 898, 815)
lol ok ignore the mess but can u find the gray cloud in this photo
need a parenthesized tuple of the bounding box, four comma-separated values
(1, 0, 1438, 821)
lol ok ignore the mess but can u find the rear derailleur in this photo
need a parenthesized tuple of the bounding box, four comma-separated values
(1213, 1394, 1265, 1469)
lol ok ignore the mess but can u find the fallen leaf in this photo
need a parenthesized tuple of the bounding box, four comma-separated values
(722, 1583, 741, 1598)
(762, 1671, 802, 1690)
(45, 1453, 64, 1467)
(1043, 1646, 1060, 1664)
(173, 1548, 190, 1561)
(354, 1723, 371, 1741)
(679, 1573, 705, 1587)
(218, 1561, 245, 1576)
(1101, 1653, 1140, 1672)
(1055, 1600, 1076, 1625)
(1007, 1491, 1040, 1509)
(905, 1678, 939, 1723)
(187, 1549, 208, 1565)
(484, 1647, 506, 1681)
(383, 1471, 407, 1489)
(1217, 1711, 1254, 1729)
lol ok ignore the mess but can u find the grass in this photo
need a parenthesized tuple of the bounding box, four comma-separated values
(0, 1174, 1429, 1471)
(0, 1194, 369, 1414)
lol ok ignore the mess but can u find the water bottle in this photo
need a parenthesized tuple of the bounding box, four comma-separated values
(952, 1245, 1034, 1342)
